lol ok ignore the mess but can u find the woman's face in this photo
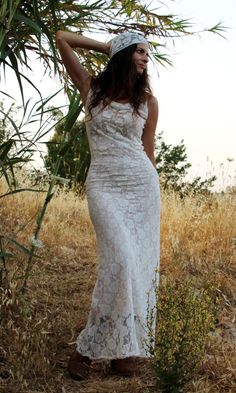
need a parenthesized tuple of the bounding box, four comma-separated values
(132, 43, 149, 74)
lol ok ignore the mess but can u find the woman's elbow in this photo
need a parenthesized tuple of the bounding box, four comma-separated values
(56, 30, 65, 42)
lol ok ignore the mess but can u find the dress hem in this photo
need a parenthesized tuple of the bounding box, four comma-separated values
(75, 349, 151, 361)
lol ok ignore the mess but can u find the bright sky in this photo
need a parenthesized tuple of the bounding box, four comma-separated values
(1, 0, 236, 190)
(152, 0, 236, 190)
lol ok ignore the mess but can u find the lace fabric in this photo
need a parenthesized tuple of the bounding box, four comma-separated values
(109, 31, 148, 58)
(76, 98, 160, 359)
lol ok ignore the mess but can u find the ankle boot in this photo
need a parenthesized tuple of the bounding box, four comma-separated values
(111, 357, 137, 377)
(68, 350, 91, 380)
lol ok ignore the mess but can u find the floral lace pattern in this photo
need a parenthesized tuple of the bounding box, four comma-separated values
(76, 98, 160, 359)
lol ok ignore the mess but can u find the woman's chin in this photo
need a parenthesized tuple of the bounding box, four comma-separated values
(137, 69, 144, 75)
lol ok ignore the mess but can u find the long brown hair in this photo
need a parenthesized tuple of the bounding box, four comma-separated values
(88, 44, 152, 116)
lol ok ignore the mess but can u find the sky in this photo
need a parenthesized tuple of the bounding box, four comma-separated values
(151, 0, 236, 190)
(1, 0, 236, 190)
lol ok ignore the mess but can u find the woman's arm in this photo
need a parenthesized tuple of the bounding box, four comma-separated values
(56, 31, 110, 105)
(142, 96, 159, 167)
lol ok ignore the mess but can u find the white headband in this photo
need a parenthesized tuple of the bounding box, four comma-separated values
(109, 32, 148, 58)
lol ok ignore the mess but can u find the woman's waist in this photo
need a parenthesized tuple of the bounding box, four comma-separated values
(89, 144, 146, 161)
(86, 156, 158, 182)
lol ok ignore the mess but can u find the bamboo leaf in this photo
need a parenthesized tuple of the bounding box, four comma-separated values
(36, 87, 64, 112)
(48, 0, 58, 30)
(14, 12, 42, 34)
(0, 107, 23, 146)
(0, 140, 14, 160)
(0, 188, 45, 199)
(7, 157, 31, 164)
(0, 90, 15, 100)
(4, 59, 42, 102)
(152, 52, 173, 67)
(36, 18, 58, 73)
(58, 142, 71, 156)
(0, 160, 12, 189)
(19, 97, 32, 129)
(45, 192, 54, 204)
(64, 94, 83, 131)
(3, 237, 41, 258)
(207, 22, 227, 38)
(8, 51, 25, 105)
(0, 251, 13, 258)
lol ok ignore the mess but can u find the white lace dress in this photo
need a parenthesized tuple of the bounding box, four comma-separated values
(76, 97, 160, 359)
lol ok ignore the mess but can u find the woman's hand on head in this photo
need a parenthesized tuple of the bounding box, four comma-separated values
(56, 32, 112, 105)
(56, 31, 91, 106)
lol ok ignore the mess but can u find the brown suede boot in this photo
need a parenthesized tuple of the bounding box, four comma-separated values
(111, 357, 138, 377)
(68, 350, 91, 380)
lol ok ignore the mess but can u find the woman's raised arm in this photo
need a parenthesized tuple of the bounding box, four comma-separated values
(56, 31, 110, 105)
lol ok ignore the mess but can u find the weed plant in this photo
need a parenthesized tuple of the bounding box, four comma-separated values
(146, 277, 217, 392)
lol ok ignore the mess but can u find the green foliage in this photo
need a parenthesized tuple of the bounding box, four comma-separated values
(0, 97, 63, 195)
(0, 0, 226, 104)
(0, 97, 73, 292)
(0, 101, 15, 143)
(155, 132, 191, 189)
(0, 101, 33, 193)
(155, 132, 216, 196)
(146, 277, 217, 393)
(45, 115, 90, 188)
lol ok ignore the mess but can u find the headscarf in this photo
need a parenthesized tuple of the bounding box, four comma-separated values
(109, 32, 148, 58)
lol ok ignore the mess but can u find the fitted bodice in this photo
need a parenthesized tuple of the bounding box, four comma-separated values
(85, 99, 148, 162)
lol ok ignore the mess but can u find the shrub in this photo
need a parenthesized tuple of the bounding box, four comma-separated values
(146, 277, 217, 392)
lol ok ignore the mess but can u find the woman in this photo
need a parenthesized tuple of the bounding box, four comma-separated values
(56, 30, 160, 379)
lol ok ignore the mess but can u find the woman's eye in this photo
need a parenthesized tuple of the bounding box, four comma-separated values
(136, 48, 148, 56)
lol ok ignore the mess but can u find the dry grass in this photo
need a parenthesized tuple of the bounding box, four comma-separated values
(0, 179, 236, 393)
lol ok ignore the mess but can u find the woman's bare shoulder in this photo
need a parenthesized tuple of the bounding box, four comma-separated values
(144, 94, 158, 117)
(145, 93, 158, 107)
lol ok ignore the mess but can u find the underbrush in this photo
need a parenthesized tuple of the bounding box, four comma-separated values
(0, 180, 236, 392)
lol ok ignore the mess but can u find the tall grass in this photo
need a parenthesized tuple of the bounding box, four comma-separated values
(0, 175, 235, 392)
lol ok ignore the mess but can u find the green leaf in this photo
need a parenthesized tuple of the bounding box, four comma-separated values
(45, 192, 54, 204)
(36, 87, 64, 112)
(0, 188, 45, 199)
(0, 90, 15, 100)
(14, 12, 42, 34)
(0, 251, 13, 259)
(36, 18, 57, 73)
(4, 59, 42, 103)
(64, 93, 83, 131)
(58, 142, 71, 156)
(0, 160, 13, 190)
(8, 51, 25, 105)
(3, 237, 41, 258)
(0, 139, 14, 160)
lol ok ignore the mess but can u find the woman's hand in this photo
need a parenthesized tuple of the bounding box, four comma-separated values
(56, 31, 109, 54)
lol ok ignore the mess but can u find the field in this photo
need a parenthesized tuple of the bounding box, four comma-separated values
(0, 182, 236, 393)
